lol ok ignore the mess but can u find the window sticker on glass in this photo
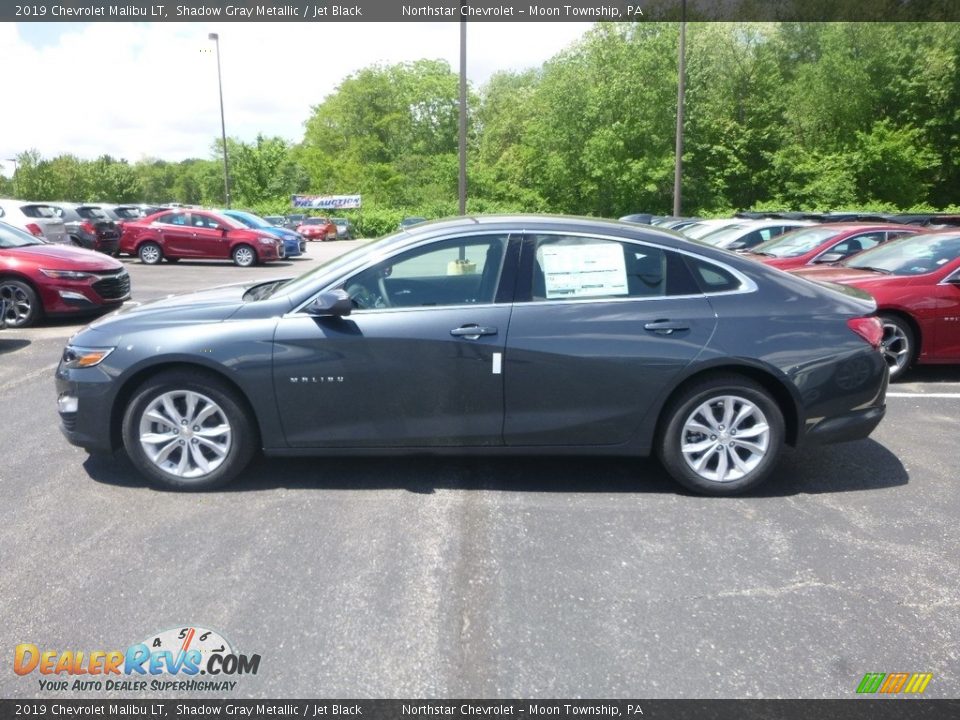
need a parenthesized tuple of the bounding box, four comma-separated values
(540, 243, 628, 299)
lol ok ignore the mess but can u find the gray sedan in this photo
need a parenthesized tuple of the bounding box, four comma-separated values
(55, 215, 888, 495)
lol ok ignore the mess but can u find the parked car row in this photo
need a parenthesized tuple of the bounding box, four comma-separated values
(118, 208, 289, 267)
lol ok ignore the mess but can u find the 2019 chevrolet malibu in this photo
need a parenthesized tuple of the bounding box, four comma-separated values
(56, 216, 888, 495)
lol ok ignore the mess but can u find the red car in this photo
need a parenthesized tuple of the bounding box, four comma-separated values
(791, 231, 960, 379)
(0, 220, 130, 328)
(745, 224, 923, 270)
(120, 209, 284, 266)
(296, 217, 338, 241)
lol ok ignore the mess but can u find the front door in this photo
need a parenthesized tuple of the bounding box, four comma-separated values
(273, 233, 517, 447)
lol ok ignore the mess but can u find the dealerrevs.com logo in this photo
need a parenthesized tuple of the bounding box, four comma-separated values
(14, 626, 261, 693)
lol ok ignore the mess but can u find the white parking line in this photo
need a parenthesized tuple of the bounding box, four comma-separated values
(887, 392, 960, 398)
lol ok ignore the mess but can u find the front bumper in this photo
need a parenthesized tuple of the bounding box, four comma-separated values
(55, 365, 117, 453)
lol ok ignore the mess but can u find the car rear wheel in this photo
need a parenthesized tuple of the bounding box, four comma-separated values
(232, 244, 257, 267)
(879, 314, 914, 381)
(658, 375, 784, 495)
(121, 370, 257, 491)
(0, 279, 41, 328)
(138, 242, 163, 265)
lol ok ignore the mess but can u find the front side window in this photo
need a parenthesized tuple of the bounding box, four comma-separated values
(341, 235, 509, 310)
(529, 235, 699, 301)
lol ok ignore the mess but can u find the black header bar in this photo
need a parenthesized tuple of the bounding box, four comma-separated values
(2, 700, 960, 720)
(6, 0, 960, 23)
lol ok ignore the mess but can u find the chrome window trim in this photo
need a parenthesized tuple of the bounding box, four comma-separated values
(285, 227, 757, 317)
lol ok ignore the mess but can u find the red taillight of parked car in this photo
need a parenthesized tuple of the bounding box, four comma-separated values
(25, 223, 44, 237)
(847, 316, 883, 348)
(81, 221, 97, 235)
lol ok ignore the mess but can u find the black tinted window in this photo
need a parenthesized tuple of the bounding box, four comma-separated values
(343, 235, 510, 310)
(685, 257, 743, 294)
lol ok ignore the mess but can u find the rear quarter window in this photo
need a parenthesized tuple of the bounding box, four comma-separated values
(685, 256, 743, 294)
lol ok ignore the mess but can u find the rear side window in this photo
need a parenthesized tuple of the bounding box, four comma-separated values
(684, 256, 744, 294)
(528, 235, 699, 301)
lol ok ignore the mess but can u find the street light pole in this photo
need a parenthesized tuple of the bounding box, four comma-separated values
(209, 32, 231, 208)
(673, 1, 687, 217)
(5, 158, 17, 197)
(458, 11, 467, 216)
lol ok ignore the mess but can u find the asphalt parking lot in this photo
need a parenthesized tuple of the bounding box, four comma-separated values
(1, 241, 959, 699)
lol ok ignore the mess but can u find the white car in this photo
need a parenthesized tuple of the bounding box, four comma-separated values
(697, 219, 816, 251)
(0, 199, 69, 244)
(680, 218, 745, 240)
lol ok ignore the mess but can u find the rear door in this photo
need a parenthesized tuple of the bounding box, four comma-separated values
(159, 212, 198, 257)
(503, 233, 717, 447)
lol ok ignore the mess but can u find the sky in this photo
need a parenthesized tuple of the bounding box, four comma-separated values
(0, 21, 592, 177)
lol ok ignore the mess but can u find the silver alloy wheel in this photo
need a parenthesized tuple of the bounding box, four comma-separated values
(137, 390, 233, 480)
(880, 320, 910, 376)
(680, 395, 771, 483)
(234, 246, 255, 266)
(0, 282, 33, 326)
(140, 244, 161, 264)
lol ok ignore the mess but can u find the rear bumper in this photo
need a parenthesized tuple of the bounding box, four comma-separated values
(803, 405, 886, 446)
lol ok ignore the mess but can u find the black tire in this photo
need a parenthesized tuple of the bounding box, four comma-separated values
(879, 314, 915, 381)
(121, 370, 257, 491)
(0, 278, 42, 328)
(657, 374, 785, 496)
(232, 244, 258, 267)
(138, 241, 163, 265)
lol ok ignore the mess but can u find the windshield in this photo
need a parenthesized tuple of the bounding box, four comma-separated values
(697, 224, 751, 246)
(227, 211, 270, 229)
(845, 233, 960, 276)
(303, 218, 329, 225)
(752, 227, 842, 257)
(0, 221, 44, 248)
(684, 221, 737, 239)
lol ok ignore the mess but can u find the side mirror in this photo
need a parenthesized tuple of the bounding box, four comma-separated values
(814, 252, 844, 264)
(305, 289, 352, 317)
(727, 241, 747, 251)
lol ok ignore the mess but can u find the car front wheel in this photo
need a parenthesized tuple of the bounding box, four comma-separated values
(0, 278, 41, 327)
(658, 375, 784, 495)
(232, 244, 257, 267)
(121, 370, 257, 491)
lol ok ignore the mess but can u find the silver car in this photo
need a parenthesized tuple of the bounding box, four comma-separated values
(0, 199, 69, 244)
(697, 219, 816, 251)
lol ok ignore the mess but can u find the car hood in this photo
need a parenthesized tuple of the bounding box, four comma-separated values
(87, 283, 254, 331)
(1, 244, 124, 270)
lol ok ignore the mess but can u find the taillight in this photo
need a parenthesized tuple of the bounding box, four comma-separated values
(25, 223, 43, 237)
(847, 316, 883, 348)
(81, 221, 97, 235)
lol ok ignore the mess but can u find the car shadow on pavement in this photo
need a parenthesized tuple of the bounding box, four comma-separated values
(83, 438, 906, 498)
(0, 338, 31, 354)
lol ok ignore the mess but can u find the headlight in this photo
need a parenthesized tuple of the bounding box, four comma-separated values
(258, 238, 274, 245)
(61, 345, 115, 369)
(40, 269, 96, 280)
